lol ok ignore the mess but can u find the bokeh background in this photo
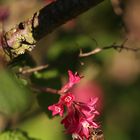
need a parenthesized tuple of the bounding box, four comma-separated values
(0, 0, 140, 140)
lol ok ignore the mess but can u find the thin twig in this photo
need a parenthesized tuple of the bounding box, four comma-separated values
(39, 87, 60, 94)
(79, 40, 140, 57)
(18, 64, 49, 74)
(79, 47, 103, 57)
(32, 85, 60, 95)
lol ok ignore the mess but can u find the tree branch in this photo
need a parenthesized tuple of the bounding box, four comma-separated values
(1, 0, 103, 61)
(79, 40, 140, 57)
(32, 86, 61, 95)
(18, 64, 49, 75)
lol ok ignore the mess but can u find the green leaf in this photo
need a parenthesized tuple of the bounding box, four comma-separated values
(0, 70, 32, 116)
(0, 129, 40, 140)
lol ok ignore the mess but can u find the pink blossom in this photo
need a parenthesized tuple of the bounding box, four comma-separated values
(73, 82, 104, 112)
(60, 70, 82, 93)
(61, 109, 79, 134)
(48, 93, 74, 116)
(48, 71, 78, 116)
(76, 117, 99, 139)
(78, 119, 91, 139)
(48, 103, 64, 117)
(48, 70, 100, 140)
(77, 97, 99, 118)
(60, 93, 75, 107)
(61, 98, 99, 139)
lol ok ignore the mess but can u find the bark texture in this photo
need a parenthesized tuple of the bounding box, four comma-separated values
(1, 0, 103, 60)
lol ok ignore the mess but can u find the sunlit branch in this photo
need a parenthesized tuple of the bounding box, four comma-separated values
(79, 40, 140, 57)
(1, 0, 104, 61)
(18, 64, 49, 74)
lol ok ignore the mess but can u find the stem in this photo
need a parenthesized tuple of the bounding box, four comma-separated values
(79, 40, 140, 57)
(18, 64, 49, 74)
(32, 86, 60, 94)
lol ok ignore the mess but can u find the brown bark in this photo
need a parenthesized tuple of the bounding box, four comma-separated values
(1, 0, 103, 61)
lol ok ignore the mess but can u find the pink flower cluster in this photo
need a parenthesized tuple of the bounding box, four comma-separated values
(48, 70, 99, 140)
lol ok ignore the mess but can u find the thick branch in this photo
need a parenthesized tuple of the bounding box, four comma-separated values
(1, 0, 103, 60)
(34, 0, 103, 40)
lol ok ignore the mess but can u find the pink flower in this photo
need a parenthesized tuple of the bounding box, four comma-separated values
(48, 70, 80, 117)
(78, 119, 91, 139)
(48, 70, 100, 140)
(48, 103, 64, 117)
(61, 109, 80, 134)
(75, 117, 99, 139)
(48, 93, 74, 116)
(72, 82, 104, 112)
(60, 93, 75, 107)
(61, 98, 99, 140)
(78, 97, 99, 118)
(60, 70, 82, 93)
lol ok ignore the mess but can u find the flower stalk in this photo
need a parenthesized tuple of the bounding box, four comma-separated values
(48, 70, 100, 140)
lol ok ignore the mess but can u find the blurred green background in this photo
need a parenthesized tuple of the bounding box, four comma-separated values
(0, 0, 140, 140)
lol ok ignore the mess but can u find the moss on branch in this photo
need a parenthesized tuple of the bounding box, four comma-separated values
(1, 0, 103, 61)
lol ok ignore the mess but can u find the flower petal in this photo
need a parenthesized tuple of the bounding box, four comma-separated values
(60, 70, 82, 93)
(48, 103, 64, 117)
